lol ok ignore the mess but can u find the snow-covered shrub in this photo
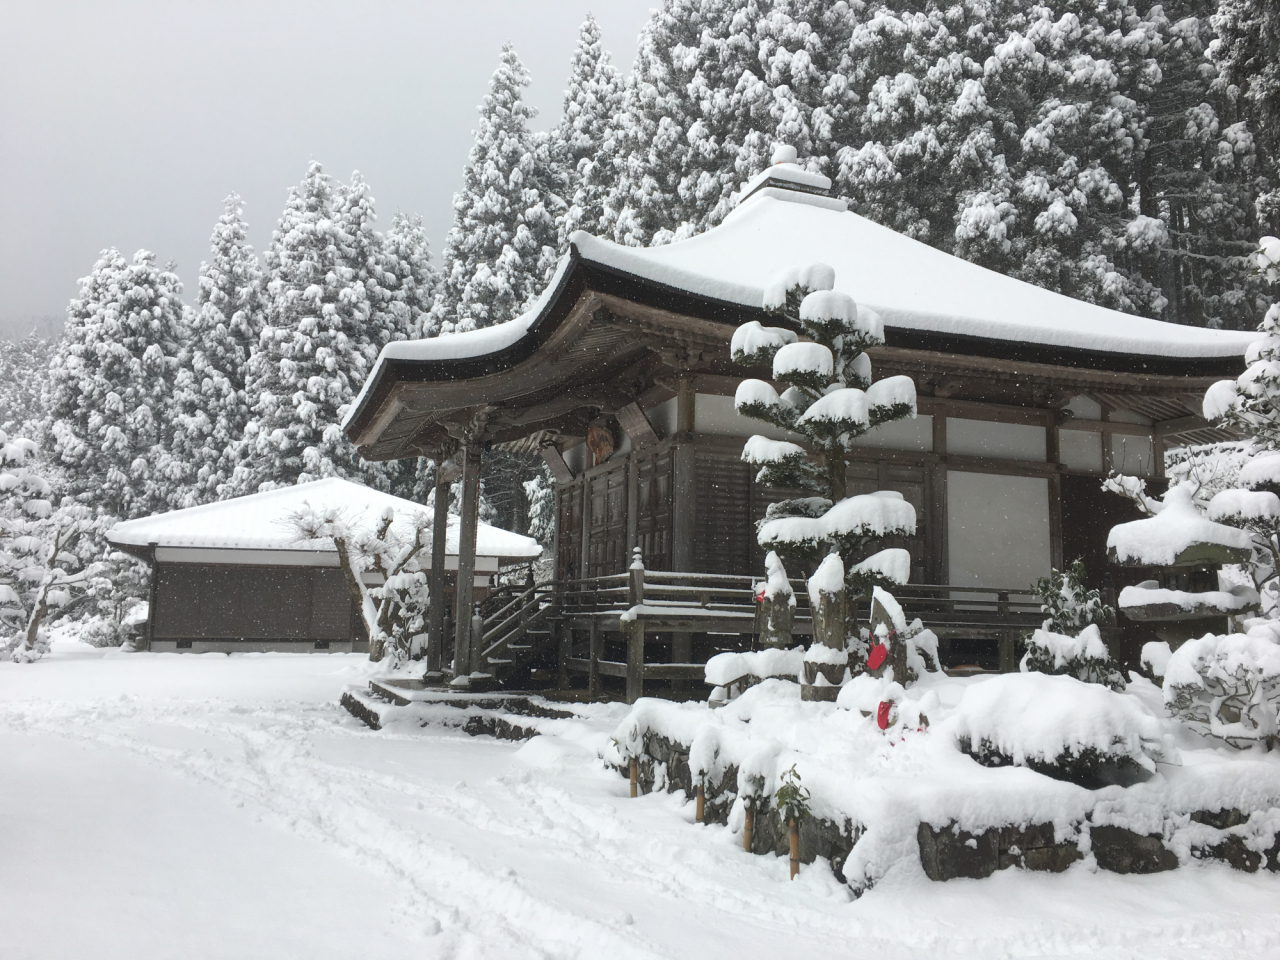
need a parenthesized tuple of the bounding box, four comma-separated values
(289, 502, 432, 666)
(952, 672, 1168, 788)
(1163, 623, 1280, 749)
(1033, 559, 1115, 634)
(732, 260, 917, 587)
(1, 430, 98, 662)
(1021, 625, 1125, 691)
(732, 256, 918, 684)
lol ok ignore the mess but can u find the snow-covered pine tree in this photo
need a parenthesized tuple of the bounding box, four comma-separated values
(236, 163, 387, 493)
(732, 256, 918, 600)
(168, 194, 266, 506)
(48, 249, 187, 519)
(555, 14, 625, 244)
(382, 212, 437, 340)
(431, 43, 564, 334)
(604, 0, 1271, 327)
(0, 333, 56, 433)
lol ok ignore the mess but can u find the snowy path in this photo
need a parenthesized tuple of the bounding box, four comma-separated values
(2, 642, 1278, 959)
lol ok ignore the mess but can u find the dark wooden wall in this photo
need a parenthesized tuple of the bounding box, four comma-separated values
(556, 439, 938, 581)
(152, 563, 365, 641)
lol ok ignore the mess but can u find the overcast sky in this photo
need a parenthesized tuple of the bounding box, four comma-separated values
(0, 0, 657, 339)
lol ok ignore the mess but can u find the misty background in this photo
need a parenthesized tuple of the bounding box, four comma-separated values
(0, 0, 656, 340)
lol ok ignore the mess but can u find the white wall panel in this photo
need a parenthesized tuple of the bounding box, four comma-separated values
(947, 470, 1051, 590)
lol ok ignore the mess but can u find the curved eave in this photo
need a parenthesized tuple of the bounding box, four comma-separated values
(344, 246, 1247, 445)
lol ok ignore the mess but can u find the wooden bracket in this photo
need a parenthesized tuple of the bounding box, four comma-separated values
(540, 445, 575, 484)
(616, 402, 660, 449)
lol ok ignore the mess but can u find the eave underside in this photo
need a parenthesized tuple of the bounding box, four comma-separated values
(352, 269, 1243, 462)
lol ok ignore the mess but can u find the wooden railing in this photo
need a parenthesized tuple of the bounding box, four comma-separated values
(550, 554, 1044, 702)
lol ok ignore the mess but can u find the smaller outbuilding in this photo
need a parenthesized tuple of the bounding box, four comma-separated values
(107, 478, 542, 653)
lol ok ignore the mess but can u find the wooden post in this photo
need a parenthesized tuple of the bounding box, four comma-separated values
(452, 442, 482, 684)
(556, 620, 571, 690)
(671, 379, 696, 573)
(997, 591, 1016, 673)
(696, 783, 705, 823)
(626, 547, 646, 703)
(427, 458, 455, 676)
(626, 619, 645, 704)
(789, 819, 800, 879)
(588, 618, 601, 697)
(743, 804, 754, 852)
(672, 631, 692, 699)
(629, 757, 638, 798)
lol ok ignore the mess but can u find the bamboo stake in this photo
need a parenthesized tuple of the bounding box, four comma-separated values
(789, 818, 800, 879)
(695, 783, 705, 823)
(629, 758, 638, 798)
(743, 805, 754, 852)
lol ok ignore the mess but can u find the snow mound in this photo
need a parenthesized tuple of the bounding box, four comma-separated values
(759, 491, 916, 549)
(1107, 484, 1252, 566)
(730, 321, 797, 363)
(773, 341, 833, 381)
(852, 548, 911, 585)
(949, 672, 1164, 770)
(797, 388, 868, 428)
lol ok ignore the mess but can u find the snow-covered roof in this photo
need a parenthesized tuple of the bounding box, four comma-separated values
(571, 189, 1256, 361)
(106, 478, 542, 560)
(354, 175, 1255, 382)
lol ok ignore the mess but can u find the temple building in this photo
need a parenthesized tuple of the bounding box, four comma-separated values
(342, 151, 1253, 692)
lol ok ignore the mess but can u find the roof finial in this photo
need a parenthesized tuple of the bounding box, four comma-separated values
(771, 143, 799, 166)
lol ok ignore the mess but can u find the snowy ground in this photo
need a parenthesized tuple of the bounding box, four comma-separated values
(2, 639, 1278, 959)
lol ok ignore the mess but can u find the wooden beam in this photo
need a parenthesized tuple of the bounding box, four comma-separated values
(616, 401, 660, 449)
(918, 396, 1053, 428)
(1060, 419, 1154, 437)
(540, 445, 575, 484)
(1156, 414, 1211, 439)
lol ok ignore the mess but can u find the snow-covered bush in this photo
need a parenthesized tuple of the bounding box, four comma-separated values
(1163, 622, 1280, 749)
(1, 430, 98, 662)
(1021, 625, 1124, 691)
(288, 503, 432, 666)
(952, 672, 1168, 788)
(1033, 559, 1115, 634)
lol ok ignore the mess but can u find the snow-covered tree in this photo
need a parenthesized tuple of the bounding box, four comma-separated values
(236, 163, 387, 493)
(431, 44, 563, 334)
(555, 14, 625, 244)
(602, 0, 1273, 328)
(1, 430, 98, 662)
(732, 256, 917, 596)
(382, 212, 437, 340)
(288, 502, 431, 666)
(168, 194, 266, 506)
(0, 333, 56, 433)
(48, 249, 187, 519)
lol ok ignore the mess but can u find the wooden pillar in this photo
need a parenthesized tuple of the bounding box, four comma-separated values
(671, 631, 692, 698)
(626, 452, 639, 558)
(1047, 422, 1064, 571)
(588, 618, 601, 698)
(626, 548, 646, 703)
(427, 459, 454, 676)
(931, 414, 948, 586)
(578, 475, 591, 580)
(626, 620, 645, 703)
(452, 442, 482, 682)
